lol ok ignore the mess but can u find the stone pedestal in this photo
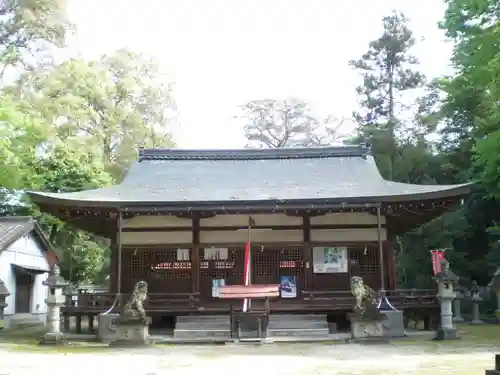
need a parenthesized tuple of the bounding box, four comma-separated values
(381, 310, 405, 338)
(434, 293, 459, 340)
(470, 280, 484, 324)
(97, 313, 119, 342)
(471, 300, 484, 324)
(350, 320, 384, 340)
(109, 316, 152, 347)
(39, 265, 68, 346)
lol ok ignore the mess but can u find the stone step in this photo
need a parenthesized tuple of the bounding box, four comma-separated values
(9, 314, 45, 329)
(268, 328, 330, 337)
(173, 329, 230, 340)
(176, 315, 229, 323)
(268, 314, 327, 322)
(268, 321, 329, 330)
(175, 324, 230, 331)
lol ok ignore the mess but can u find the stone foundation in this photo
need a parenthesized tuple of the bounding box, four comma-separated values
(351, 320, 384, 340)
(39, 331, 65, 346)
(433, 326, 459, 341)
(109, 317, 152, 347)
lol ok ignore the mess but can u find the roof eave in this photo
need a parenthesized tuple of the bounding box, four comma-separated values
(27, 183, 475, 212)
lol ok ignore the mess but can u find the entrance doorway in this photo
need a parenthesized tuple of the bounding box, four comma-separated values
(253, 247, 304, 298)
(14, 269, 34, 313)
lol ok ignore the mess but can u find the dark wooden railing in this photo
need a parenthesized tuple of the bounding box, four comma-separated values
(62, 288, 437, 316)
(63, 292, 201, 313)
(301, 289, 438, 309)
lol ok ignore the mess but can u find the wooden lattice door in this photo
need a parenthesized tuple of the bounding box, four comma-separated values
(199, 247, 245, 301)
(253, 247, 304, 298)
(349, 245, 380, 290)
(122, 248, 192, 294)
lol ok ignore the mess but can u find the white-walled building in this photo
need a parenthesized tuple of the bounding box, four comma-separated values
(0, 217, 59, 328)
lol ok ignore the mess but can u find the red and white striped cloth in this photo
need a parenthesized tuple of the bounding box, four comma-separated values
(430, 249, 446, 275)
(243, 240, 251, 312)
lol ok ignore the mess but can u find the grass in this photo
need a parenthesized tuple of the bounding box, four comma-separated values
(0, 327, 108, 353)
(392, 323, 500, 350)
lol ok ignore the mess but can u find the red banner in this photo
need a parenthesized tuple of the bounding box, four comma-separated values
(243, 240, 251, 312)
(243, 240, 250, 285)
(430, 249, 445, 275)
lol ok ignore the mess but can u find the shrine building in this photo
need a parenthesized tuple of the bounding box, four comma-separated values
(27, 145, 473, 331)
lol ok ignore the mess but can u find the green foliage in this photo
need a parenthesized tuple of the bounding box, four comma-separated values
(4, 48, 176, 180)
(0, 10, 176, 284)
(0, 0, 70, 80)
(0, 97, 48, 191)
(27, 143, 113, 192)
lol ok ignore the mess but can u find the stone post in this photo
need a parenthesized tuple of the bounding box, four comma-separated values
(0, 278, 10, 330)
(470, 280, 484, 325)
(486, 354, 500, 375)
(433, 259, 459, 340)
(452, 285, 465, 323)
(40, 265, 68, 345)
(488, 268, 500, 324)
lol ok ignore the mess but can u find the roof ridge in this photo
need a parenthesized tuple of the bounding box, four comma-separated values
(0, 216, 34, 222)
(138, 145, 370, 161)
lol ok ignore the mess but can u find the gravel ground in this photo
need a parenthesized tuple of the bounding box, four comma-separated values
(0, 343, 496, 375)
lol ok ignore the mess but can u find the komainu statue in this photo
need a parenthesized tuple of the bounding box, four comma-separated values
(120, 280, 148, 321)
(349, 276, 384, 321)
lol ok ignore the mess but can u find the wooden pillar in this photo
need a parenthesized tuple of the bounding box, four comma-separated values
(192, 217, 200, 294)
(302, 214, 312, 291)
(109, 238, 117, 293)
(385, 240, 397, 290)
(117, 211, 123, 299)
(376, 206, 385, 291)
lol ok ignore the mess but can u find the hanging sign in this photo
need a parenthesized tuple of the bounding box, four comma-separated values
(204, 248, 228, 260)
(280, 276, 297, 298)
(313, 247, 348, 273)
(212, 279, 226, 297)
(430, 249, 446, 275)
(176, 249, 189, 261)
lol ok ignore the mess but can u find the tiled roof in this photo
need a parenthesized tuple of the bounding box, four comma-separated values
(0, 217, 36, 250)
(27, 146, 473, 208)
(0, 217, 59, 264)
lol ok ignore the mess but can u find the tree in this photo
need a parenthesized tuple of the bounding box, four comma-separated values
(238, 98, 343, 148)
(0, 97, 113, 282)
(0, 0, 69, 82)
(409, 0, 500, 285)
(349, 11, 431, 181)
(4, 48, 176, 179)
(0, 96, 52, 214)
(26, 143, 114, 283)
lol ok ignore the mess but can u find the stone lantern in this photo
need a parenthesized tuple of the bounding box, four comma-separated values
(433, 259, 459, 340)
(40, 264, 68, 345)
(489, 268, 500, 324)
(0, 278, 10, 329)
(470, 280, 484, 324)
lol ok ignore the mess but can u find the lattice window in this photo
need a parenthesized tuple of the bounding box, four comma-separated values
(129, 249, 143, 277)
(349, 245, 379, 274)
(122, 248, 193, 293)
(254, 250, 276, 276)
(200, 247, 240, 277)
(279, 248, 303, 275)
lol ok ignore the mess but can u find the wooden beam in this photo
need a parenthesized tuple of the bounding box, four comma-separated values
(302, 214, 312, 291)
(192, 217, 200, 295)
(121, 223, 386, 232)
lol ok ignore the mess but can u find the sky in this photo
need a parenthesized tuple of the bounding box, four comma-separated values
(65, 0, 454, 149)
